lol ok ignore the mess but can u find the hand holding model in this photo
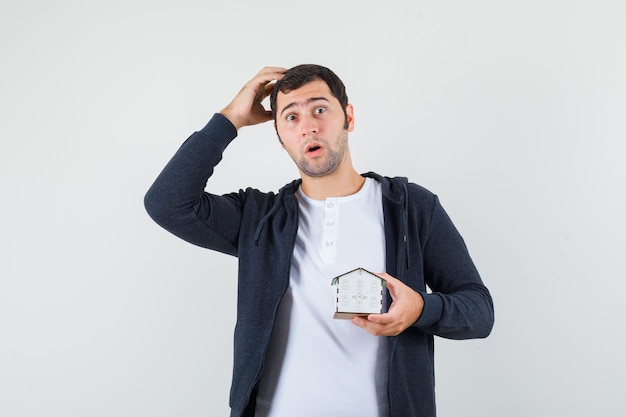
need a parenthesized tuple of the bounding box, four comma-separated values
(352, 272, 425, 336)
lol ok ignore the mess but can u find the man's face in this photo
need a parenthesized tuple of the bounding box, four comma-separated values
(274, 79, 354, 178)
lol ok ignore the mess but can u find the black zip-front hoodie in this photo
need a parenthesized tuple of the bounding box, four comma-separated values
(145, 113, 495, 417)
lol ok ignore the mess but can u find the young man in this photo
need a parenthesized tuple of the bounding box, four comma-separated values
(145, 65, 494, 417)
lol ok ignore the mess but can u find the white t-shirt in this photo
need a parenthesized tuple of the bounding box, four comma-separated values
(255, 178, 389, 417)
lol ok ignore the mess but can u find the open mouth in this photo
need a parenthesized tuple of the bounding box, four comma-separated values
(307, 145, 321, 153)
(305, 140, 324, 154)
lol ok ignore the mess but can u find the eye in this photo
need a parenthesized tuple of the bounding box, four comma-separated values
(314, 106, 326, 115)
(286, 114, 297, 121)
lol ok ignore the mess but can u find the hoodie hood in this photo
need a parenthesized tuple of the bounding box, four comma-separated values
(364, 172, 412, 270)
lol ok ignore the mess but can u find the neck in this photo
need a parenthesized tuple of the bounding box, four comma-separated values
(300, 167, 365, 200)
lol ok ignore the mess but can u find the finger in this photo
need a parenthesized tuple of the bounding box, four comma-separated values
(379, 274, 406, 301)
(377, 272, 399, 288)
(258, 66, 288, 75)
(352, 316, 366, 327)
(249, 73, 284, 103)
(372, 271, 390, 280)
(374, 272, 398, 290)
(366, 312, 394, 325)
(251, 67, 287, 87)
(257, 82, 276, 102)
(352, 316, 398, 337)
(260, 109, 274, 122)
(352, 316, 381, 333)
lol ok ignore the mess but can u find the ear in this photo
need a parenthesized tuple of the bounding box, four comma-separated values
(345, 104, 355, 132)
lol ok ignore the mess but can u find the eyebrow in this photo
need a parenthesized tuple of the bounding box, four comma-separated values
(279, 97, 330, 117)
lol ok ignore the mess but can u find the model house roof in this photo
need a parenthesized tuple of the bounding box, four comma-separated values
(330, 267, 386, 287)
(331, 268, 386, 319)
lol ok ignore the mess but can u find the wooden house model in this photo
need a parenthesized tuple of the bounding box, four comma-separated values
(331, 267, 386, 319)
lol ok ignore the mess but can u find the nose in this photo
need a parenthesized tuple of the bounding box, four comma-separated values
(300, 114, 318, 136)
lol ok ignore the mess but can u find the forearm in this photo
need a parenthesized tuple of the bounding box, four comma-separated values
(144, 113, 239, 249)
(415, 284, 494, 339)
(413, 196, 495, 339)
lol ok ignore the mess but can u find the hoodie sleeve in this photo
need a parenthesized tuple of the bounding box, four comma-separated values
(413, 195, 495, 339)
(144, 113, 244, 256)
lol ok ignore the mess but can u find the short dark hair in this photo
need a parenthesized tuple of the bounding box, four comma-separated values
(270, 64, 349, 127)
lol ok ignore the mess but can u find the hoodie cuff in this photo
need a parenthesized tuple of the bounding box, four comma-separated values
(197, 113, 238, 149)
(414, 292, 443, 329)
